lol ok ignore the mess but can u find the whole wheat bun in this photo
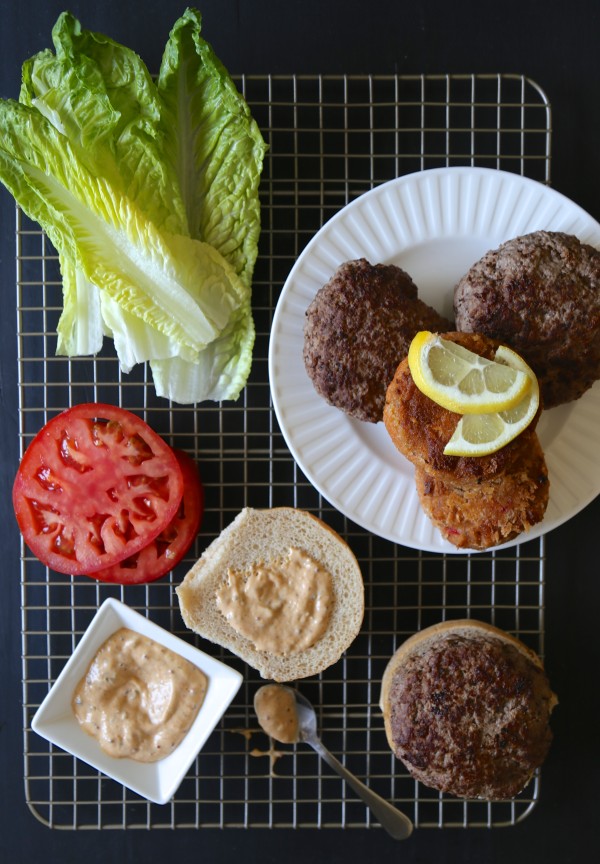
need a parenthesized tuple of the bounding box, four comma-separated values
(176, 507, 365, 682)
(380, 620, 557, 799)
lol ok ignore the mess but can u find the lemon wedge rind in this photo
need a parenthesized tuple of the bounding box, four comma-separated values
(408, 331, 532, 415)
(442, 344, 540, 457)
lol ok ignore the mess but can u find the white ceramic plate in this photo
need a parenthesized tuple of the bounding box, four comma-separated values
(31, 598, 243, 804)
(269, 166, 600, 554)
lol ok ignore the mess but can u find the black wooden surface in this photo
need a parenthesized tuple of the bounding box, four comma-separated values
(1, 2, 599, 861)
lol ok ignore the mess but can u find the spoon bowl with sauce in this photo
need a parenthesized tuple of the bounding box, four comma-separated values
(254, 684, 414, 840)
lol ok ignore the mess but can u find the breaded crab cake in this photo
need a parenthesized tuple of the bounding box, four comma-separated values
(383, 331, 541, 487)
(415, 434, 549, 550)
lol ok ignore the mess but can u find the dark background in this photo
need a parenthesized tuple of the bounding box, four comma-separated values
(1, 1, 599, 861)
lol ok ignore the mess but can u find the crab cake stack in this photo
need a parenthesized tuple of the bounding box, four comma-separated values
(383, 332, 549, 550)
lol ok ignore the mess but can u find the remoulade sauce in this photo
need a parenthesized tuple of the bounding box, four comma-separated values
(215, 547, 333, 654)
(254, 684, 299, 743)
(72, 628, 207, 762)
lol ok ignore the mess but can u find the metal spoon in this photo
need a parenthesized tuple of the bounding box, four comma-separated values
(254, 684, 413, 840)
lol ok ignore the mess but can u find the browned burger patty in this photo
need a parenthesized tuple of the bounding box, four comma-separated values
(415, 433, 549, 550)
(454, 230, 600, 408)
(380, 620, 557, 800)
(383, 331, 541, 486)
(303, 258, 453, 423)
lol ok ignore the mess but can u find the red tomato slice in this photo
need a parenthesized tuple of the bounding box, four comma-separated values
(92, 449, 204, 584)
(13, 403, 183, 575)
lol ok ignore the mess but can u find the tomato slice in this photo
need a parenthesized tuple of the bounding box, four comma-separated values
(92, 449, 204, 584)
(13, 403, 183, 575)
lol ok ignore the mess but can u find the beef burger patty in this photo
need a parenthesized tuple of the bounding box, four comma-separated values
(303, 258, 453, 423)
(380, 620, 557, 800)
(454, 230, 600, 408)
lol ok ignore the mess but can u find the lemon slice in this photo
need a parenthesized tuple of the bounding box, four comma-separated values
(443, 346, 540, 456)
(408, 331, 532, 415)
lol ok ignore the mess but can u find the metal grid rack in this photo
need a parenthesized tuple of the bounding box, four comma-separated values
(17, 73, 551, 831)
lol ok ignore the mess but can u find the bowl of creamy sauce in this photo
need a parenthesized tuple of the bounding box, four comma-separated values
(72, 627, 208, 762)
(31, 598, 243, 804)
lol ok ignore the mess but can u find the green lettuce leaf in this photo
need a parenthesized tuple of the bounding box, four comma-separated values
(0, 99, 244, 354)
(1, 10, 266, 404)
(152, 8, 266, 401)
(99, 293, 192, 373)
(20, 11, 188, 234)
(158, 7, 266, 287)
(151, 298, 255, 403)
(18, 11, 195, 366)
(56, 253, 105, 356)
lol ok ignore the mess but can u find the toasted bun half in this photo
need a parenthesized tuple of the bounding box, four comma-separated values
(176, 507, 364, 682)
(380, 620, 557, 799)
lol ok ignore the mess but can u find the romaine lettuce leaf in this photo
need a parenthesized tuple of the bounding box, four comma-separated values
(1, 9, 266, 404)
(151, 298, 255, 404)
(158, 8, 266, 287)
(99, 293, 193, 373)
(19, 11, 192, 364)
(0, 99, 244, 354)
(20, 11, 188, 235)
(154, 8, 266, 400)
(56, 253, 105, 357)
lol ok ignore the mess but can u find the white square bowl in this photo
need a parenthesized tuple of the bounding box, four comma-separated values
(31, 597, 243, 804)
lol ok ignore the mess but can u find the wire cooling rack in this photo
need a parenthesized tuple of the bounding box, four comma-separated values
(17, 73, 551, 830)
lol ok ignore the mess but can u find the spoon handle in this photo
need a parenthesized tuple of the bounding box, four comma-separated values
(309, 738, 413, 840)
